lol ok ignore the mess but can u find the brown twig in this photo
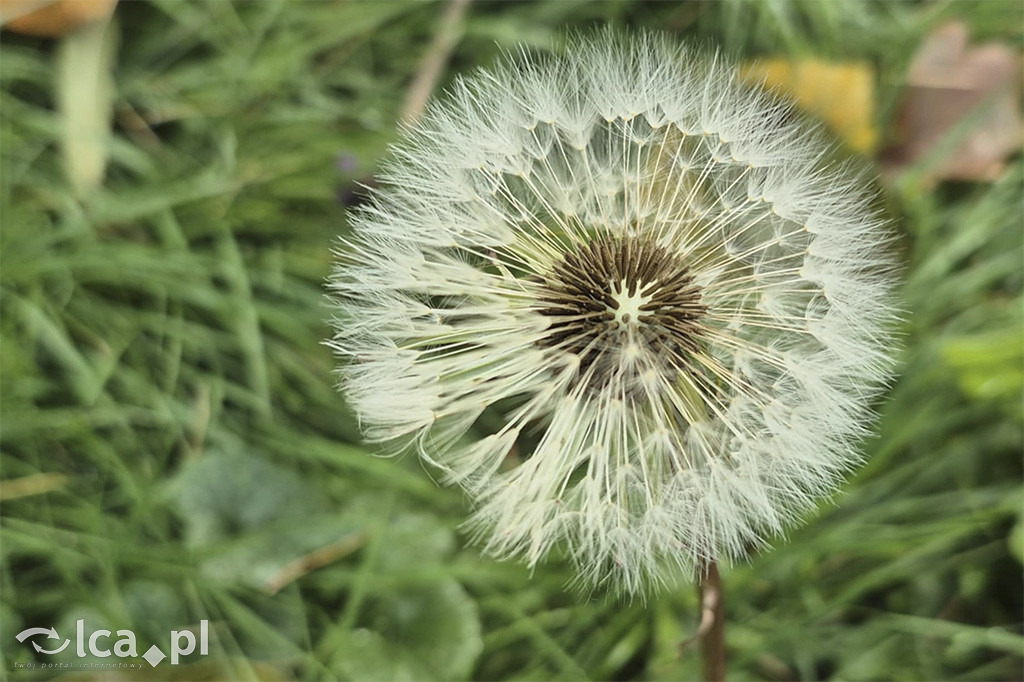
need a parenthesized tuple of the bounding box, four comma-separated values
(116, 101, 163, 151)
(263, 532, 366, 595)
(399, 0, 472, 126)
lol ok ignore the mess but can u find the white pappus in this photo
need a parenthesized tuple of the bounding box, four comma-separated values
(328, 31, 899, 595)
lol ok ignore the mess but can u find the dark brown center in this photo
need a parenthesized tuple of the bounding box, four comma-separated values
(536, 235, 705, 383)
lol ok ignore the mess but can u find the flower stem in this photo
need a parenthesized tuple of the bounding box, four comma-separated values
(699, 561, 725, 681)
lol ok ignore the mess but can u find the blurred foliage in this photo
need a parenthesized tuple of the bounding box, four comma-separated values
(1, 1, 1021, 681)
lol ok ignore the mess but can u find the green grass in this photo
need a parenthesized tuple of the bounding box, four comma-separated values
(1, 1, 1021, 680)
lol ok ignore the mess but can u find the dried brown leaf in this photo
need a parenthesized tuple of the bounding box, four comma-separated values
(883, 21, 1022, 184)
(1, 0, 115, 37)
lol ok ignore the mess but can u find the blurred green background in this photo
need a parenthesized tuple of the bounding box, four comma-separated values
(1, 1, 1021, 680)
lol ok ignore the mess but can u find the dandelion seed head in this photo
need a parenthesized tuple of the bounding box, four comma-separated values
(328, 30, 899, 595)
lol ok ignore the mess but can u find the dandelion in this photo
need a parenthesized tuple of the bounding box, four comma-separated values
(328, 31, 898, 595)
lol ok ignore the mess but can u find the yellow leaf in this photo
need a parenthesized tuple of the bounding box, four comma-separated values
(742, 58, 877, 153)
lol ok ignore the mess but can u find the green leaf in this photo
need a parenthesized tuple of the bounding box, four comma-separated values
(331, 580, 482, 682)
(942, 327, 1024, 405)
(169, 449, 327, 547)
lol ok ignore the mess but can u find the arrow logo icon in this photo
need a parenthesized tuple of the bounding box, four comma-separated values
(32, 639, 70, 655)
(16, 627, 59, 643)
(16, 627, 70, 655)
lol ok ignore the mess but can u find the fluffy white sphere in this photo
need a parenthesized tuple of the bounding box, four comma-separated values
(328, 31, 899, 595)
